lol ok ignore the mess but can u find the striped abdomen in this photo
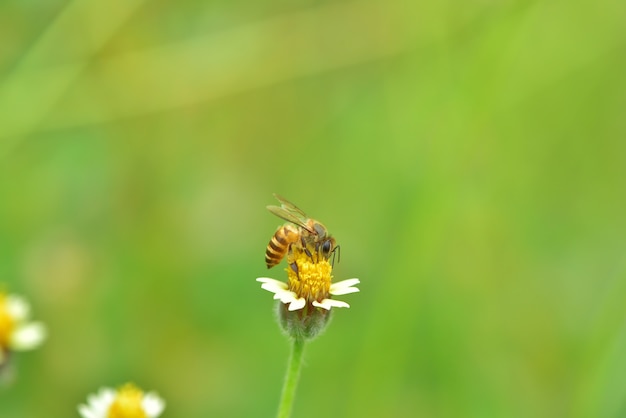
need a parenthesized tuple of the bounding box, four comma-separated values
(265, 225, 300, 268)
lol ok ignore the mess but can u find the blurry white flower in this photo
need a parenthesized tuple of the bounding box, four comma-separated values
(0, 292, 47, 364)
(78, 383, 165, 418)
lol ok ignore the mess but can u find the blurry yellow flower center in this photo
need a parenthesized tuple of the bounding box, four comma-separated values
(107, 384, 146, 418)
(286, 248, 332, 303)
(0, 293, 15, 348)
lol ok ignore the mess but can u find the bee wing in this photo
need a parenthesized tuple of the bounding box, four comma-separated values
(266, 205, 312, 232)
(272, 193, 307, 217)
(267, 194, 314, 232)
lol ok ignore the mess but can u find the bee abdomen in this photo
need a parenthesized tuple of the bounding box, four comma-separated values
(265, 225, 299, 268)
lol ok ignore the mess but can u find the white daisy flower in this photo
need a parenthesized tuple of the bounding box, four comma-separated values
(78, 383, 165, 418)
(256, 247, 360, 311)
(0, 292, 47, 365)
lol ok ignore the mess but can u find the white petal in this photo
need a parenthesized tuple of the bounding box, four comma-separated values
(313, 299, 350, 309)
(78, 388, 114, 418)
(287, 298, 306, 311)
(260, 282, 284, 294)
(256, 277, 287, 288)
(257, 278, 288, 294)
(6, 295, 30, 321)
(334, 278, 360, 287)
(275, 290, 298, 304)
(78, 404, 100, 418)
(329, 286, 360, 296)
(311, 300, 332, 310)
(9, 322, 47, 350)
(329, 278, 360, 295)
(86, 388, 115, 416)
(143, 392, 166, 417)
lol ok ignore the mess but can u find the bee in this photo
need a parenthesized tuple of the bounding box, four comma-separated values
(264, 194, 339, 269)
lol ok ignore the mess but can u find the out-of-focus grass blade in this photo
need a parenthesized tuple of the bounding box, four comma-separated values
(0, 1, 411, 146)
(0, 0, 148, 156)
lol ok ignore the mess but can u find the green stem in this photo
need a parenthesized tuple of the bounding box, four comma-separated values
(277, 337, 306, 418)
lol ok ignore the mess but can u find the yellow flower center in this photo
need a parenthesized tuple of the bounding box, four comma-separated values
(0, 293, 15, 348)
(286, 247, 333, 303)
(107, 384, 147, 418)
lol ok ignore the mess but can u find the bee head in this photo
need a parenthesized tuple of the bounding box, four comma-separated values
(320, 237, 339, 265)
(321, 239, 332, 255)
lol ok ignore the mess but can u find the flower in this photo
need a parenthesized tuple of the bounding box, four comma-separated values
(78, 383, 165, 418)
(256, 246, 360, 312)
(0, 291, 47, 365)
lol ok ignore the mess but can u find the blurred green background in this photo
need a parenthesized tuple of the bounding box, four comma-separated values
(1, 0, 625, 417)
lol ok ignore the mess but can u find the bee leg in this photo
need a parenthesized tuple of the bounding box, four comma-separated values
(314, 242, 321, 263)
(290, 261, 299, 278)
(301, 236, 314, 261)
(331, 245, 340, 267)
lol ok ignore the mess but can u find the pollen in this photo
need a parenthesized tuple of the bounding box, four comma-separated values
(107, 384, 147, 418)
(286, 249, 333, 303)
(0, 293, 15, 348)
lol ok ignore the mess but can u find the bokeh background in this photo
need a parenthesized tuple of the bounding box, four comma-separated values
(1, 0, 625, 417)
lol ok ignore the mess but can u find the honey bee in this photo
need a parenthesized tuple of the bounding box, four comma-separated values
(264, 194, 339, 269)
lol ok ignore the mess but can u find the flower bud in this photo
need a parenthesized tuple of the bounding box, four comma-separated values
(276, 301, 331, 341)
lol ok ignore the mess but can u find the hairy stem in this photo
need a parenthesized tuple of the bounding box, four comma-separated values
(277, 337, 306, 418)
